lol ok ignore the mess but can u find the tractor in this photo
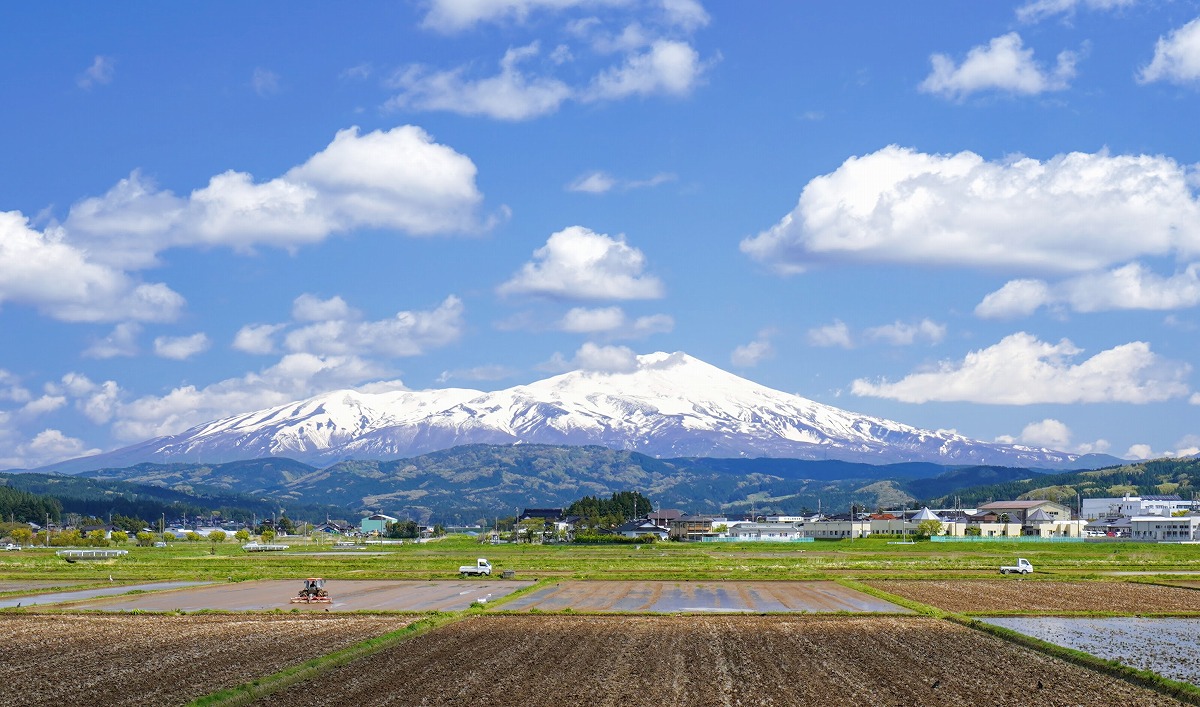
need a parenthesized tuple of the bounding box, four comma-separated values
(290, 577, 331, 603)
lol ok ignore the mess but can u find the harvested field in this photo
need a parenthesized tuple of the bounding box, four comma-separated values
(257, 615, 1188, 706)
(869, 579, 1200, 613)
(0, 613, 414, 707)
(501, 580, 905, 612)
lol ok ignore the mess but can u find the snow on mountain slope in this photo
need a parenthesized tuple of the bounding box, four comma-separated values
(44, 352, 1082, 471)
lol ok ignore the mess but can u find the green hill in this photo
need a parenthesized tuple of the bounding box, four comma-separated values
(923, 457, 1200, 508)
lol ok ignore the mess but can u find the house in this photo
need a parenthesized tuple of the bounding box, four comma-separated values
(359, 513, 398, 535)
(669, 515, 725, 541)
(613, 518, 671, 540)
(648, 509, 683, 527)
(313, 521, 355, 535)
(726, 522, 807, 541)
(976, 500, 1072, 524)
(519, 508, 564, 522)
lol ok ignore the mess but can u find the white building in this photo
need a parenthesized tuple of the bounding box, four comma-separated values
(1082, 495, 1197, 521)
(1130, 515, 1200, 542)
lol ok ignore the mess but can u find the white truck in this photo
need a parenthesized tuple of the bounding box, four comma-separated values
(1000, 558, 1033, 575)
(459, 558, 492, 576)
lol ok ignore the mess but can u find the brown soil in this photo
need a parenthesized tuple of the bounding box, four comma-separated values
(257, 614, 1188, 706)
(0, 613, 414, 707)
(871, 579, 1200, 613)
(67, 579, 532, 612)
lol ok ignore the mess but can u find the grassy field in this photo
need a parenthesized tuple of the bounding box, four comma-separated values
(2, 535, 1199, 585)
(3, 536, 1200, 706)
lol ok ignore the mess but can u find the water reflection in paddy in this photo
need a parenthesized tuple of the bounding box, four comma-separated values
(984, 616, 1200, 686)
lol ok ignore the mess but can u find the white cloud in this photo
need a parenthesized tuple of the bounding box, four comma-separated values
(975, 280, 1054, 319)
(83, 322, 142, 359)
(12, 429, 100, 468)
(560, 306, 626, 332)
(232, 323, 286, 355)
(661, 0, 709, 31)
(742, 146, 1200, 275)
(154, 333, 211, 360)
(568, 171, 618, 194)
(1172, 434, 1200, 458)
(0, 211, 185, 322)
(1015, 418, 1072, 448)
(1126, 443, 1155, 460)
(409, 2, 710, 120)
(19, 395, 66, 418)
(421, 0, 632, 32)
(1017, 0, 1137, 23)
(1192, 393, 1200, 405)
(1139, 17, 1200, 86)
(110, 352, 394, 441)
(865, 319, 946, 346)
(499, 226, 664, 300)
(81, 381, 121, 424)
(731, 330, 775, 367)
(919, 33, 1076, 100)
(585, 39, 705, 100)
(996, 418, 1110, 454)
(64, 125, 487, 269)
(573, 342, 640, 372)
(386, 43, 572, 120)
(77, 55, 115, 89)
(807, 320, 853, 349)
(556, 306, 673, 338)
(567, 170, 676, 193)
(977, 263, 1200, 318)
(292, 294, 357, 322)
(48, 373, 122, 425)
(0, 370, 31, 404)
(283, 296, 465, 358)
(251, 67, 281, 96)
(852, 332, 1191, 404)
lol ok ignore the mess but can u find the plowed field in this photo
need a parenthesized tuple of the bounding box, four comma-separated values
(870, 579, 1200, 613)
(257, 614, 1187, 706)
(0, 614, 414, 707)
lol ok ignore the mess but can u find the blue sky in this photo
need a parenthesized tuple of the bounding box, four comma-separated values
(2, 0, 1200, 469)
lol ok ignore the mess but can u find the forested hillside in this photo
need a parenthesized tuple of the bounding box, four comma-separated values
(926, 458, 1200, 507)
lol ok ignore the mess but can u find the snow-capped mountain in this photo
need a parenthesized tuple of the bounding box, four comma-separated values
(47, 352, 1089, 472)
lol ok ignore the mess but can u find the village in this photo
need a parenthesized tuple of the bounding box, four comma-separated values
(489, 493, 1200, 544)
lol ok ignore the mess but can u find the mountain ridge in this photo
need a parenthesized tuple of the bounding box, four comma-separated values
(36, 352, 1115, 474)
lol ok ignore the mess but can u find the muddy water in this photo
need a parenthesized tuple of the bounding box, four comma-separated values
(984, 616, 1200, 686)
(0, 581, 210, 608)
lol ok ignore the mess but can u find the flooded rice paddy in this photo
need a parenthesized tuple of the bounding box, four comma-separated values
(984, 616, 1200, 686)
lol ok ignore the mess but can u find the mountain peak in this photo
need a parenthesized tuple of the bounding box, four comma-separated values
(39, 351, 1085, 473)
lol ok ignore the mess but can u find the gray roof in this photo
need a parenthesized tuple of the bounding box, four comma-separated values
(1026, 509, 1055, 522)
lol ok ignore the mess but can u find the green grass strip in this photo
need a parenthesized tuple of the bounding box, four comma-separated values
(836, 578, 946, 617)
(188, 612, 462, 707)
(948, 614, 1200, 705)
